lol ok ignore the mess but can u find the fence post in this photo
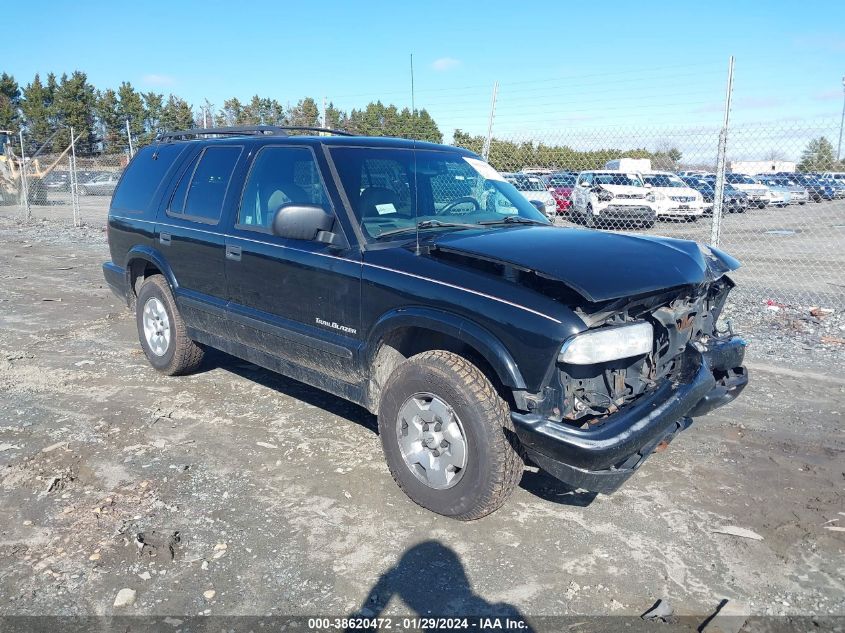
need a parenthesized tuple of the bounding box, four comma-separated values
(482, 81, 499, 162)
(710, 56, 735, 247)
(19, 130, 31, 221)
(69, 127, 81, 227)
(125, 119, 135, 158)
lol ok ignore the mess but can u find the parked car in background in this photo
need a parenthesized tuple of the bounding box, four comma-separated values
(775, 173, 835, 202)
(502, 172, 557, 219)
(681, 177, 749, 214)
(765, 177, 809, 205)
(753, 177, 790, 206)
(811, 173, 845, 199)
(755, 176, 807, 206)
(42, 170, 70, 191)
(641, 171, 704, 221)
(544, 171, 577, 214)
(722, 173, 770, 208)
(80, 172, 121, 196)
(570, 170, 657, 228)
(822, 171, 845, 186)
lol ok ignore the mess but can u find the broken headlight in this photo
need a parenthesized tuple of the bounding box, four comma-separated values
(559, 322, 653, 365)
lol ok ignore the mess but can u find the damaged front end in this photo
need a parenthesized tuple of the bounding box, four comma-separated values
(511, 264, 748, 494)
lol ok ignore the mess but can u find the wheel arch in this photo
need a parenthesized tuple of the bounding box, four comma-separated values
(124, 246, 178, 302)
(365, 307, 527, 414)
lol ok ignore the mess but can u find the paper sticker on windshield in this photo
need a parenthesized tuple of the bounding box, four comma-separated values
(375, 203, 396, 215)
(463, 157, 506, 182)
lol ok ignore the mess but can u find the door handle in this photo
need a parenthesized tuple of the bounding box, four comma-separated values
(226, 245, 242, 262)
(159, 232, 171, 246)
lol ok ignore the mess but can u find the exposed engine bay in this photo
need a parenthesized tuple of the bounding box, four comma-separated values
(556, 276, 735, 427)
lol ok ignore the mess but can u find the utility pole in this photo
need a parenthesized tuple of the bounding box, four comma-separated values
(710, 56, 735, 248)
(322, 96, 327, 131)
(482, 81, 499, 161)
(837, 75, 845, 162)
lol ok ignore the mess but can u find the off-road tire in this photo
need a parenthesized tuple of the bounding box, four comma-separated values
(378, 350, 523, 520)
(136, 275, 204, 376)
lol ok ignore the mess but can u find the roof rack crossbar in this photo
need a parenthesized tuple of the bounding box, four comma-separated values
(156, 125, 353, 141)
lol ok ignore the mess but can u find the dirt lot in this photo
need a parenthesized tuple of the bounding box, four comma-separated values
(0, 213, 843, 624)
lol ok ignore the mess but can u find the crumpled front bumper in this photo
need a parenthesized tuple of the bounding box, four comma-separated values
(512, 336, 747, 494)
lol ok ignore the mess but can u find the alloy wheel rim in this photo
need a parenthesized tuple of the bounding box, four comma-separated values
(396, 392, 468, 490)
(142, 297, 171, 356)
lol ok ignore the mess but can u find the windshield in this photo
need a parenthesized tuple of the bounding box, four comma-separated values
(329, 148, 549, 241)
(593, 172, 644, 187)
(643, 174, 685, 188)
(548, 174, 576, 187)
(505, 174, 546, 192)
(727, 173, 756, 184)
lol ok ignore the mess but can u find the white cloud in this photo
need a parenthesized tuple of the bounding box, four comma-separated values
(431, 57, 460, 72)
(142, 74, 175, 87)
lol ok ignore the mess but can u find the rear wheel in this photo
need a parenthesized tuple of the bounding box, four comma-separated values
(136, 275, 204, 375)
(377, 350, 523, 520)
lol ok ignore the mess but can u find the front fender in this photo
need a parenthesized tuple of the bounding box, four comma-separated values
(366, 306, 527, 391)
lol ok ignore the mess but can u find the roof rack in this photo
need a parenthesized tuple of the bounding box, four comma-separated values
(155, 125, 354, 141)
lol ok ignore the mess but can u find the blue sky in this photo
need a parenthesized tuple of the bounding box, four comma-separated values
(5, 0, 845, 150)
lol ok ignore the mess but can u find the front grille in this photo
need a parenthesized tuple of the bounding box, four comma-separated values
(670, 195, 696, 202)
(615, 193, 645, 199)
(604, 205, 653, 215)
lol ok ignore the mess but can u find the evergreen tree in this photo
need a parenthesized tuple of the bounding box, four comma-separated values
(0, 73, 21, 133)
(798, 137, 837, 172)
(216, 97, 245, 126)
(324, 102, 345, 129)
(95, 89, 123, 153)
(288, 97, 320, 128)
(21, 74, 52, 149)
(142, 92, 164, 144)
(52, 71, 97, 154)
(160, 95, 194, 131)
(117, 82, 146, 146)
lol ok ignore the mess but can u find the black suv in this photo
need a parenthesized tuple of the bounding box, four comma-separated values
(103, 126, 748, 520)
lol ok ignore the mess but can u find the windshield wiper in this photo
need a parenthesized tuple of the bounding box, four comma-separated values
(477, 216, 549, 226)
(376, 219, 479, 239)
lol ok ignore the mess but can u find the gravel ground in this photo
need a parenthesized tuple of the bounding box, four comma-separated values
(0, 213, 843, 627)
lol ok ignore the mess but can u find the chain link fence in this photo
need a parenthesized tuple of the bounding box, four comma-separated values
(2, 128, 130, 227)
(451, 118, 845, 311)
(3, 118, 844, 311)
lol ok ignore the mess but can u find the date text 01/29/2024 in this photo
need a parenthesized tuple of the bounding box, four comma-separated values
(306, 616, 530, 629)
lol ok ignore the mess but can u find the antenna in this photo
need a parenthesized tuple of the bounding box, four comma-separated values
(411, 53, 421, 255)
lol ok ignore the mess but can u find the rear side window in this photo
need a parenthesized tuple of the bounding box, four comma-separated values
(169, 146, 242, 223)
(111, 144, 186, 213)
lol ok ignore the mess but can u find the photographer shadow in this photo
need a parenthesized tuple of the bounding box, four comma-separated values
(347, 540, 535, 632)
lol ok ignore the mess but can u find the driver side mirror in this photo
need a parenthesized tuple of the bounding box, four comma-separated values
(271, 204, 340, 245)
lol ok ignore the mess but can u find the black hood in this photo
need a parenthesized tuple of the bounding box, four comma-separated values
(431, 225, 739, 303)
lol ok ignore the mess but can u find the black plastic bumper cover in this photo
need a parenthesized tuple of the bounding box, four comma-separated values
(102, 262, 127, 304)
(512, 336, 747, 494)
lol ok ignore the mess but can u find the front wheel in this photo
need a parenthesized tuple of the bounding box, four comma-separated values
(378, 350, 523, 520)
(136, 275, 204, 375)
